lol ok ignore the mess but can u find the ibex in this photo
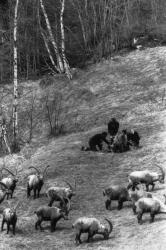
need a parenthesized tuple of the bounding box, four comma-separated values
(103, 185, 131, 210)
(34, 198, 70, 232)
(128, 165, 165, 191)
(47, 180, 76, 207)
(72, 217, 113, 244)
(27, 165, 50, 199)
(1, 167, 21, 199)
(103, 185, 152, 212)
(135, 196, 166, 224)
(0, 182, 12, 204)
(1, 201, 20, 235)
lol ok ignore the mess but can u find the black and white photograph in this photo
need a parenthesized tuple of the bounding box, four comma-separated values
(0, 0, 166, 249)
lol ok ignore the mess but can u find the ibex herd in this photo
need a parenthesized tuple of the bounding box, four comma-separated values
(0, 118, 165, 245)
(0, 163, 78, 237)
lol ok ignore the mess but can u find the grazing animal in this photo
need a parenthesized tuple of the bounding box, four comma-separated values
(135, 196, 166, 224)
(81, 132, 110, 151)
(1, 201, 20, 235)
(108, 118, 119, 141)
(27, 165, 50, 199)
(103, 185, 131, 210)
(111, 130, 129, 153)
(0, 182, 12, 204)
(47, 180, 76, 207)
(123, 129, 140, 147)
(129, 189, 152, 214)
(72, 217, 113, 244)
(128, 165, 165, 191)
(103, 185, 152, 212)
(34, 199, 70, 232)
(1, 168, 19, 199)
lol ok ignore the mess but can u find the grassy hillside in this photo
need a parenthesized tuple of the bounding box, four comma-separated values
(0, 47, 166, 249)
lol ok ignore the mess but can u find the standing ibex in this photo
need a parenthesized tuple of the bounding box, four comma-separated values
(103, 185, 152, 212)
(34, 198, 71, 232)
(135, 196, 166, 224)
(128, 165, 165, 191)
(47, 180, 76, 207)
(1, 201, 20, 235)
(27, 165, 50, 199)
(1, 167, 20, 199)
(103, 185, 131, 210)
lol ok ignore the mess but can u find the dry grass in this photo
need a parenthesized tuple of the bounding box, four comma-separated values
(0, 47, 166, 249)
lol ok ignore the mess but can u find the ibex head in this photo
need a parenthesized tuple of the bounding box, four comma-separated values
(29, 165, 50, 181)
(64, 178, 76, 198)
(156, 164, 165, 184)
(2, 166, 22, 183)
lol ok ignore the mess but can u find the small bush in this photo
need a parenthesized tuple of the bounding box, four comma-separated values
(39, 76, 55, 89)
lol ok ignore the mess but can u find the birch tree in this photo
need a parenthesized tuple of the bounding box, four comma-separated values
(37, 3, 60, 73)
(39, 0, 64, 73)
(60, 0, 72, 79)
(39, 0, 72, 79)
(13, 0, 19, 152)
(0, 119, 11, 154)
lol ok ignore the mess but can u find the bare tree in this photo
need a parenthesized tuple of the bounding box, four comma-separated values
(37, 3, 60, 74)
(39, 0, 64, 72)
(60, 0, 72, 79)
(39, 0, 72, 79)
(0, 119, 11, 154)
(12, 0, 20, 152)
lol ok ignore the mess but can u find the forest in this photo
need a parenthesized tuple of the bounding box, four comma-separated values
(1, 0, 166, 82)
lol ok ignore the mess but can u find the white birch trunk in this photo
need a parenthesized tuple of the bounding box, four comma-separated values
(60, 0, 72, 79)
(2, 124, 11, 154)
(41, 31, 60, 73)
(39, 0, 64, 73)
(13, 0, 19, 147)
(37, 5, 60, 73)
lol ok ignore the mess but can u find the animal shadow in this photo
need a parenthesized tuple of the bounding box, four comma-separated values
(80, 235, 114, 245)
(36, 224, 67, 232)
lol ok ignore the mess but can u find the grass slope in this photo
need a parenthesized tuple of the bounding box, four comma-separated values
(0, 47, 166, 249)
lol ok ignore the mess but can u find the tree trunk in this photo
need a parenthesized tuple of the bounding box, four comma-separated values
(60, 0, 72, 79)
(13, 0, 19, 151)
(1, 123, 11, 154)
(39, 0, 64, 73)
(41, 29, 60, 73)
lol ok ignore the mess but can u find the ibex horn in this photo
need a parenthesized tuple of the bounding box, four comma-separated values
(66, 198, 71, 211)
(0, 181, 9, 190)
(64, 181, 73, 191)
(105, 218, 113, 235)
(2, 168, 15, 177)
(14, 200, 21, 211)
(156, 164, 165, 180)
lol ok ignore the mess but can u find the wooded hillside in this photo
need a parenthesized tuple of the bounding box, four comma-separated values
(1, 0, 166, 83)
